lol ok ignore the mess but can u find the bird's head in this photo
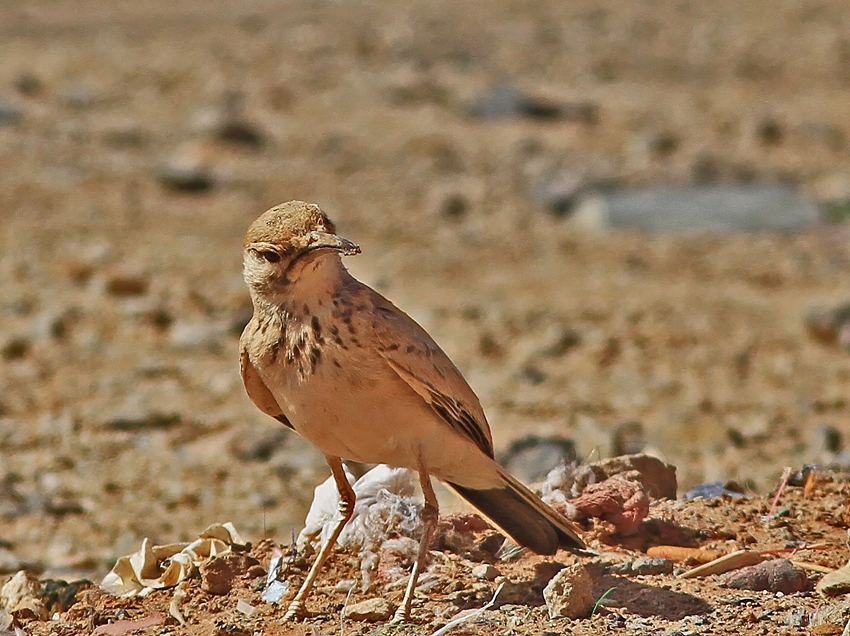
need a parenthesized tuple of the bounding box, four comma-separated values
(243, 201, 360, 297)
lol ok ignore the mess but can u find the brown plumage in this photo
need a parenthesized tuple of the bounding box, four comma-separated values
(239, 201, 585, 623)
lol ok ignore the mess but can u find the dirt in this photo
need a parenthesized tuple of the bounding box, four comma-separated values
(2, 0, 850, 633)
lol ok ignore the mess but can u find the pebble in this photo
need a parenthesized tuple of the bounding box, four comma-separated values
(682, 480, 745, 500)
(158, 143, 215, 192)
(723, 558, 808, 594)
(229, 426, 290, 462)
(0, 98, 23, 126)
(0, 571, 48, 620)
(609, 557, 674, 576)
(343, 597, 394, 622)
(784, 606, 809, 627)
(102, 411, 180, 431)
(169, 320, 229, 349)
(570, 185, 819, 233)
(60, 82, 98, 109)
(804, 303, 850, 349)
(500, 435, 577, 484)
(465, 82, 597, 123)
(200, 553, 258, 596)
(104, 274, 149, 297)
(0, 335, 30, 361)
(542, 563, 594, 619)
(471, 564, 501, 581)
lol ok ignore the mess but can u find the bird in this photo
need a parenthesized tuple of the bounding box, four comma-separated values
(239, 201, 585, 623)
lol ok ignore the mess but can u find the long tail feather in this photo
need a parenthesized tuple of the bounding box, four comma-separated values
(447, 467, 584, 555)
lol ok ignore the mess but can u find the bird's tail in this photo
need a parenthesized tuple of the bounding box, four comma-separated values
(446, 466, 585, 555)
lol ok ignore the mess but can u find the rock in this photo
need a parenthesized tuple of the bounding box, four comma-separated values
(682, 480, 745, 500)
(499, 435, 577, 484)
(755, 116, 784, 146)
(569, 472, 650, 535)
(811, 599, 850, 628)
(158, 143, 215, 192)
(542, 563, 594, 620)
(804, 303, 850, 349)
(0, 571, 47, 620)
(104, 274, 149, 297)
(102, 411, 180, 431)
(570, 186, 820, 233)
(817, 561, 850, 596)
(13, 72, 42, 96)
(0, 335, 30, 361)
(229, 426, 290, 462)
(531, 171, 586, 217)
(0, 98, 23, 126)
(60, 82, 98, 109)
(169, 319, 229, 349)
(190, 92, 265, 148)
(609, 557, 673, 576)
(611, 421, 646, 456)
(784, 606, 809, 627)
(465, 82, 597, 123)
(572, 454, 677, 500)
(471, 564, 501, 581)
(343, 597, 394, 621)
(724, 558, 808, 593)
(200, 553, 257, 596)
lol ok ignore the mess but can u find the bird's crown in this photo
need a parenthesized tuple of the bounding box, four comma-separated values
(244, 201, 336, 247)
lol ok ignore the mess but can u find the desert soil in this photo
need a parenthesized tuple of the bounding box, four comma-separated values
(2, 0, 850, 634)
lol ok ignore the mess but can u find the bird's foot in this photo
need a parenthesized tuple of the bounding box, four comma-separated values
(282, 600, 313, 622)
(388, 605, 410, 625)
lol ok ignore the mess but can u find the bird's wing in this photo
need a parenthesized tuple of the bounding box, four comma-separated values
(240, 345, 294, 430)
(368, 290, 494, 458)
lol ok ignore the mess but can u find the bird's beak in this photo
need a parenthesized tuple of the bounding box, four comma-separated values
(307, 231, 361, 256)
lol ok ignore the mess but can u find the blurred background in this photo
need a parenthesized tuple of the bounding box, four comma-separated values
(1, 0, 850, 579)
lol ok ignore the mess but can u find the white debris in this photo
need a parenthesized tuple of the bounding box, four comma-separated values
(540, 464, 579, 519)
(101, 522, 245, 597)
(260, 548, 290, 604)
(236, 599, 256, 617)
(297, 464, 423, 590)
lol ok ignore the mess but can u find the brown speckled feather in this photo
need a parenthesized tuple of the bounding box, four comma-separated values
(366, 289, 494, 458)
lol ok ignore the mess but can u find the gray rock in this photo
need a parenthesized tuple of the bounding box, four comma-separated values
(542, 563, 594, 619)
(465, 82, 597, 123)
(571, 186, 820, 233)
(343, 597, 394, 621)
(499, 435, 576, 484)
(158, 144, 215, 192)
(783, 606, 809, 627)
(229, 426, 290, 462)
(609, 557, 673, 576)
(471, 564, 501, 581)
(60, 83, 98, 109)
(0, 99, 23, 126)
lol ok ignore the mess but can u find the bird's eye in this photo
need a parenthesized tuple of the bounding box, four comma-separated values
(256, 250, 281, 263)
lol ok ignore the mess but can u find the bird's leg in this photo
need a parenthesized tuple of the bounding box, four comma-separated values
(391, 458, 439, 624)
(283, 455, 355, 622)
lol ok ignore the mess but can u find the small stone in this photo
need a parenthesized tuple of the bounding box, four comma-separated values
(60, 82, 98, 109)
(200, 553, 257, 596)
(471, 564, 501, 581)
(1, 571, 47, 620)
(756, 116, 784, 146)
(13, 72, 42, 96)
(0, 98, 23, 126)
(610, 557, 673, 576)
(500, 435, 577, 484)
(465, 82, 597, 123)
(724, 558, 808, 593)
(542, 563, 594, 619)
(158, 143, 215, 192)
(784, 606, 809, 627)
(343, 597, 394, 622)
(0, 335, 30, 361)
(229, 426, 290, 462)
(682, 480, 745, 500)
(817, 561, 850, 596)
(169, 320, 229, 350)
(104, 274, 149, 297)
(102, 411, 180, 431)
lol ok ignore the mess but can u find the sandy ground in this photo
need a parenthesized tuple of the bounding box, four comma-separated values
(2, 0, 850, 633)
